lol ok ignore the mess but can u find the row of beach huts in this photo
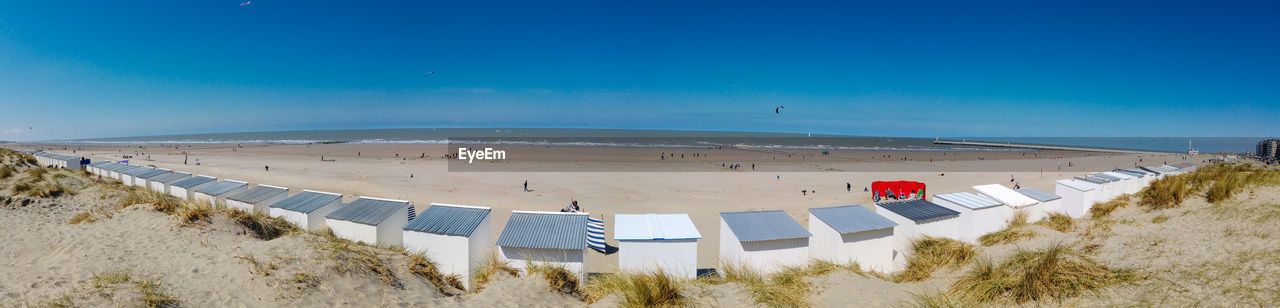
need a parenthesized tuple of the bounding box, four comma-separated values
(10, 147, 1198, 289)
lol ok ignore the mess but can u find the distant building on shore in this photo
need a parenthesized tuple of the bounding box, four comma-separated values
(1257, 139, 1280, 159)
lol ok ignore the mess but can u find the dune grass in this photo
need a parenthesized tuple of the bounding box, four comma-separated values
(947, 243, 1134, 304)
(0, 164, 16, 179)
(471, 251, 519, 291)
(313, 230, 402, 288)
(584, 270, 689, 307)
(89, 269, 179, 308)
(527, 263, 581, 295)
(1037, 212, 1075, 233)
(407, 252, 465, 292)
(234, 254, 278, 276)
(120, 188, 182, 213)
(1089, 195, 1131, 218)
(225, 208, 298, 240)
(894, 236, 976, 282)
(979, 211, 1034, 246)
(714, 259, 868, 307)
(176, 200, 213, 226)
(1141, 163, 1280, 209)
(68, 206, 114, 224)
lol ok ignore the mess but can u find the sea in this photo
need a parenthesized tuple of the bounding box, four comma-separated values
(63, 128, 1263, 154)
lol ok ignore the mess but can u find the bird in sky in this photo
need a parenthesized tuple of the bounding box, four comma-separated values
(240, 1, 252, 6)
(424, 72, 435, 77)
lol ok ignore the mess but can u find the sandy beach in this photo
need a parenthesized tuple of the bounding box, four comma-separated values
(28, 143, 1201, 272)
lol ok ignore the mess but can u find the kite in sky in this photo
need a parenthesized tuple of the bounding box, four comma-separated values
(424, 72, 435, 77)
(240, 1, 252, 6)
(775, 106, 785, 114)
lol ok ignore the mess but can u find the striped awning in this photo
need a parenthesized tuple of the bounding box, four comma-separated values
(587, 217, 606, 252)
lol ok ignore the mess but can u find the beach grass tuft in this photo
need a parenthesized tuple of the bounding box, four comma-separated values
(0, 164, 16, 179)
(1090, 195, 1131, 218)
(528, 263, 581, 295)
(1038, 212, 1075, 232)
(314, 231, 402, 288)
(225, 208, 298, 240)
(1150, 215, 1169, 223)
(584, 270, 689, 307)
(471, 251, 519, 291)
(980, 211, 1034, 246)
(176, 200, 213, 226)
(120, 189, 182, 213)
(407, 252, 465, 293)
(68, 206, 114, 224)
(234, 254, 278, 276)
(948, 243, 1134, 304)
(894, 236, 976, 282)
(136, 277, 180, 308)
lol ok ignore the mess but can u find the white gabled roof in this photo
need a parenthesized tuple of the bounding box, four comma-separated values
(973, 184, 1040, 208)
(614, 214, 702, 241)
(1056, 179, 1101, 192)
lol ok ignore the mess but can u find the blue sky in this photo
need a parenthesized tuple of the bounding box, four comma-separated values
(1, 0, 1277, 141)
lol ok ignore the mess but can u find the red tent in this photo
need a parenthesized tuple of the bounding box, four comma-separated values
(871, 181, 926, 201)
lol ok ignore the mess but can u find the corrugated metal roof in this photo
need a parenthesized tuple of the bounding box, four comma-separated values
(876, 199, 960, 222)
(1056, 179, 1101, 191)
(271, 190, 342, 213)
(226, 185, 288, 203)
(1016, 187, 1062, 202)
(135, 169, 172, 179)
(809, 205, 897, 235)
(1137, 166, 1163, 175)
(171, 176, 216, 188)
(325, 197, 409, 225)
(496, 211, 588, 250)
(614, 214, 702, 240)
(114, 165, 144, 174)
(973, 184, 1040, 208)
(934, 192, 1004, 210)
(194, 180, 248, 196)
(1092, 173, 1122, 181)
(150, 172, 191, 183)
(99, 163, 127, 171)
(403, 203, 491, 236)
(720, 210, 811, 242)
(121, 166, 156, 176)
(1116, 170, 1146, 178)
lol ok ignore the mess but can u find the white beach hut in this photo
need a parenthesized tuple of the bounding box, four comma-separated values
(1101, 172, 1141, 195)
(94, 162, 120, 178)
(119, 166, 156, 187)
(226, 184, 289, 214)
(1119, 169, 1154, 188)
(109, 165, 141, 181)
(269, 190, 344, 231)
(495, 211, 589, 283)
(1015, 187, 1063, 218)
(1078, 176, 1117, 200)
(1054, 179, 1104, 218)
(168, 175, 217, 200)
(148, 172, 191, 194)
(974, 184, 1045, 223)
(932, 192, 1007, 244)
(324, 197, 412, 246)
(808, 205, 897, 273)
(719, 210, 811, 274)
(133, 168, 171, 187)
(86, 162, 109, 176)
(193, 180, 249, 208)
(614, 213, 702, 279)
(874, 199, 961, 271)
(402, 203, 492, 289)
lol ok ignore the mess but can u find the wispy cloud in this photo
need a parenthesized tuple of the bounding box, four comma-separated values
(1, 128, 27, 135)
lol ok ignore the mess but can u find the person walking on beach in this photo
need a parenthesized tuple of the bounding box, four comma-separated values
(523, 180, 529, 192)
(847, 182, 851, 192)
(265, 165, 269, 172)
